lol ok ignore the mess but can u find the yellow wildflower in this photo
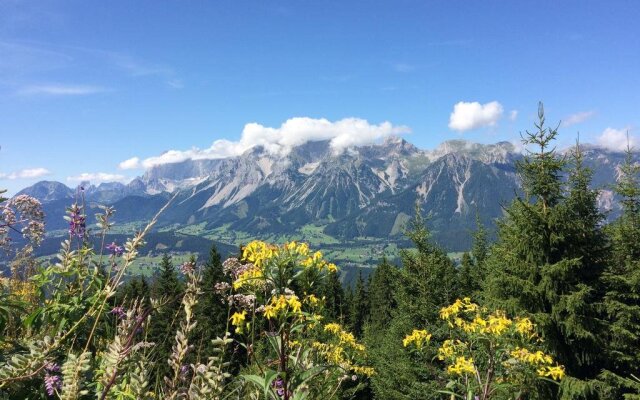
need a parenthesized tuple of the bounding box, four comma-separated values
(437, 340, 456, 360)
(484, 311, 512, 336)
(304, 294, 320, 305)
(287, 296, 302, 313)
(447, 356, 475, 376)
(515, 317, 535, 336)
(230, 311, 246, 332)
(537, 365, 565, 380)
(327, 263, 338, 273)
(402, 329, 432, 349)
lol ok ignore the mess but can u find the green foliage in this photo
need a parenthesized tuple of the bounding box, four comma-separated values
(600, 142, 640, 398)
(366, 257, 398, 333)
(192, 245, 230, 360)
(484, 105, 609, 399)
(148, 253, 184, 385)
(348, 271, 369, 338)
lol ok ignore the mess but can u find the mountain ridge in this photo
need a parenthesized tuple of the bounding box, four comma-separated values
(14, 138, 639, 254)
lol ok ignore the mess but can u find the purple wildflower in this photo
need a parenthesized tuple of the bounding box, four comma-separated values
(68, 207, 86, 238)
(44, 373, 61, 396)
(106, 242, 124, 257)
(110, 306, 126, 319)
(44, 361, 60, 372)
(272, 377, 285, 397)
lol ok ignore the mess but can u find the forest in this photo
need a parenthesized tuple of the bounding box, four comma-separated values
(0, 104, 639, 399)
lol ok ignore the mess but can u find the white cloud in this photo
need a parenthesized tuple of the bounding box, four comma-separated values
(596, 127, 636, 152)
(18, 84, 109, 96)
(66, 172, 128, 184)
(0, 167, 51, 180)
(509, 110, 518, 121)
(562, 110, 595, 127)
(448, 101, 504, 132)
(118, 157, 141, 170)
(140, 117, 410, 168)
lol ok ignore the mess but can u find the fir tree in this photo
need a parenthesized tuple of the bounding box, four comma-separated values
(321, 270, 345, 322)
(369, 207, 457, 399)
(458, 251, 475, 297)
(600, 141, 640, 398)
(192, 245, 229, 360)
(117, 276, 151, 308)
(366, 257, 398, 333)
(148, 253, 184, 385)
(471, 213, 489, 283)
(349, 270, 369, 338)
(485, 105, 608, 398)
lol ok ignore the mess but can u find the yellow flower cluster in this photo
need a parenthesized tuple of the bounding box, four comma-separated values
(515, 317, 535, 337)
(447, 356, 475, 376)
(537, 365, 565, 380)
(304, 294, 321, 306)
(312, 322, 373, 376)
(440, 298, 520, 337)
(324, 323, 365, 352)
(402, 329, 432, 349)
(263, 294, 302, 319)
(437, 339, 464, 361)
(284, 241, 309, 256)
(439, 297, 479, 320)
(510, 347, 553, 366)
(233, 266, 264, 290)
(510, 347, 564, 380)
(230, 311, 247, 333)
(299, 249, 337, 273)
(242, 240, 279, 268)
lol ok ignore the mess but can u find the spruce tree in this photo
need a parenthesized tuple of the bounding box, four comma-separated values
(484, 104, 607, 398)
(458, 251, 475, 297)
(192, 244, 229, 360)
(366, 257, 398, 333)
(321, 270, 345, 322)
(471, 213, 489, 283)
(600, 142, 640, 398)
(349, 270, 369, 338)
(369, 207, 457, 399)
(148, 253, 184, 385)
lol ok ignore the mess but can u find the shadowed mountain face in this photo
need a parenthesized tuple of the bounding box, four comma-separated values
(15, 138, 638, 251)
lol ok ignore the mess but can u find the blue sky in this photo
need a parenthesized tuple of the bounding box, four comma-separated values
(1, 0, 639, 194)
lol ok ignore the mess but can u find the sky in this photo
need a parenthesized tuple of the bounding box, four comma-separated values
(1, 0, 639, 194)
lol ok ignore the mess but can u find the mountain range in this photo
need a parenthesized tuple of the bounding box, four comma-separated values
(14, 138, 638, 267)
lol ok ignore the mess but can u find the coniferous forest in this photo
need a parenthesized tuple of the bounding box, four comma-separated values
(1, 104, 640, 399)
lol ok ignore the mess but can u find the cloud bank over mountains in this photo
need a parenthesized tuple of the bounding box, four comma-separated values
(121, 117, 411, 170)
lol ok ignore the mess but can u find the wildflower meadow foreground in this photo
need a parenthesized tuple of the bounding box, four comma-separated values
(0, 189, 564, 400)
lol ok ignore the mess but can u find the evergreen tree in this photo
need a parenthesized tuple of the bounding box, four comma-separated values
(369, 207, 457, 399)
(117, 276, 151, 308)
(458, 251, 475, 297)
(349, 270, 369, 338)
(148, 253, 184, 385)
(321, 270, 345, 322)
(192, 245, 230, 360)
(471, 213, 489, 282)
(600, 142, 640, 398)
(366, 257, 399, 333)
(484, 105, 608, 398)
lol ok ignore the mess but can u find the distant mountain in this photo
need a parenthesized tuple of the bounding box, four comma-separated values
(14, 138, 638, 254)
(17, 181, 74, 202)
